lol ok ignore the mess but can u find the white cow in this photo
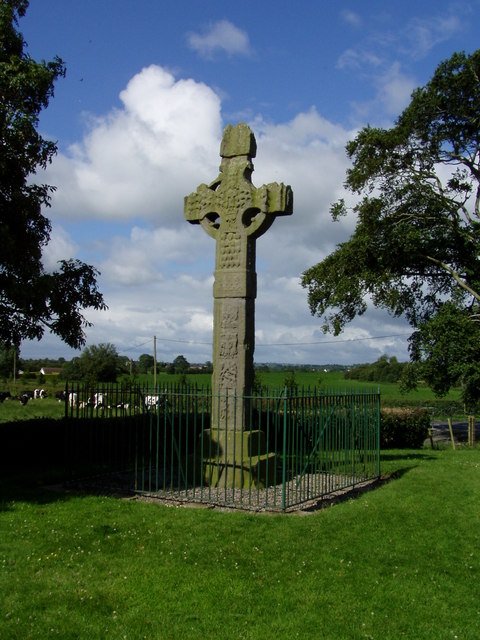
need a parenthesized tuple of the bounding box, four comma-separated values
(144, 395, 159, 408)
(144, 394, 167, 410)
(93, 392, 106, 409)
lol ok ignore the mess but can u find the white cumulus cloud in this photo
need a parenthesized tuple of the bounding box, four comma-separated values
(187, 19, 252, 59)
(46, 65, 222, 221)
(374, 62, 416, 117)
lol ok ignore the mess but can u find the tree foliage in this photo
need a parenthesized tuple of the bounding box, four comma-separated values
(137, 353, 154, 374)
(63, 343, 125, 384)
(172, 355, 190, 374)
(0, 0, 106, 349)
(18, 356, 65, 373)
(345, 356, 406, 384)
(0, 345, 17, 379)
(403, 303, 480, 407)
(302, 49, 480, 401)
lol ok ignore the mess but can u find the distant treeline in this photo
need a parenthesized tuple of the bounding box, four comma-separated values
(20, 358, 66, 372)
(255, 363, 349, 372)
(344, 356, 406, 383)
(17, 357, 351, 375)
(15, 352, 402, 384)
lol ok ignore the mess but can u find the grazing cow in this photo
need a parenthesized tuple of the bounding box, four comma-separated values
(19, 393, 30, 405)
(55, 390, 66, 402)
(144, 394, 166, 410)
(144, 395, 159, 408)
(93, 392, 106, 409)
(34, 388, 47, 399)
(0, 391, 11, 403)
(79, 392, 106, 410)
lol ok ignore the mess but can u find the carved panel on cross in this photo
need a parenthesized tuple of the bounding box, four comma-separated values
(218, 232, 242, 269)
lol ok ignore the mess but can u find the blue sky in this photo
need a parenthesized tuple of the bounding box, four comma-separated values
(19, 0, 480, 365)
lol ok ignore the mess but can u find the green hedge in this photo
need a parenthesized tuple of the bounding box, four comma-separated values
(380, 408, 430, 448)
(381, 398, 463, 416)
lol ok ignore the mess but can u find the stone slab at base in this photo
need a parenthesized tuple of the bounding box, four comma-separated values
(200, 428, 278, 489)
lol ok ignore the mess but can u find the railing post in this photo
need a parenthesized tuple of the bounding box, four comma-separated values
(376, 390, 381, 478)
(281, 387, 288, 511)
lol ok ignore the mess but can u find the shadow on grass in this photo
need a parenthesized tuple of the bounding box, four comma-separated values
(1, 449, 438, 514)
(0, 466, 93, 511)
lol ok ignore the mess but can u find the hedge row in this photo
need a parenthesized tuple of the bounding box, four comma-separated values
(381, 398, 463, 416)
(380, 408, 430, 448)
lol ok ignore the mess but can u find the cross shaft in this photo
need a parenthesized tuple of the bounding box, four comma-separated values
(185, 123, 293, 430)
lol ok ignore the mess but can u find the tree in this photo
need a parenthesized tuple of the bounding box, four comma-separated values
(172, 355, 190, 374)
(405, 303, 480, 407)
(0, 1, 106, 350)
(63, 343, 124, 384)
(204, 360, 213, 374)
(0, 345, 17, 379)
(302, 49, 480, 401)
(345, 356, 406, 383)
(137, 353, 154, 374)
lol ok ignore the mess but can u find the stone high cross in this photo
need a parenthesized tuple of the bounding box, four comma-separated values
(185, 123, 293, 431)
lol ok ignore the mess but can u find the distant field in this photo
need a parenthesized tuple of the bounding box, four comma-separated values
(255, 370, 462, 414)
(174, 369, 461, 407)
(0, 369, 462, 423)
(134, 368, 462, 402)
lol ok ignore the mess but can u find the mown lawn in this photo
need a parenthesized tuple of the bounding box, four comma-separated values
(1, 448, 479, 639)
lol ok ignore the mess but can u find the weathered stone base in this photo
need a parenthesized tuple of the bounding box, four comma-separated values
(200, 429, 277, 489)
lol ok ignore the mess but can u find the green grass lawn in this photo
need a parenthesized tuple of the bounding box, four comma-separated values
(0, 398, 65, 423)
(1, 447, 479, 639)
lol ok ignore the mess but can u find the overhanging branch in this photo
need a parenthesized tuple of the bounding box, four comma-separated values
(424, 255, 480, 303)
